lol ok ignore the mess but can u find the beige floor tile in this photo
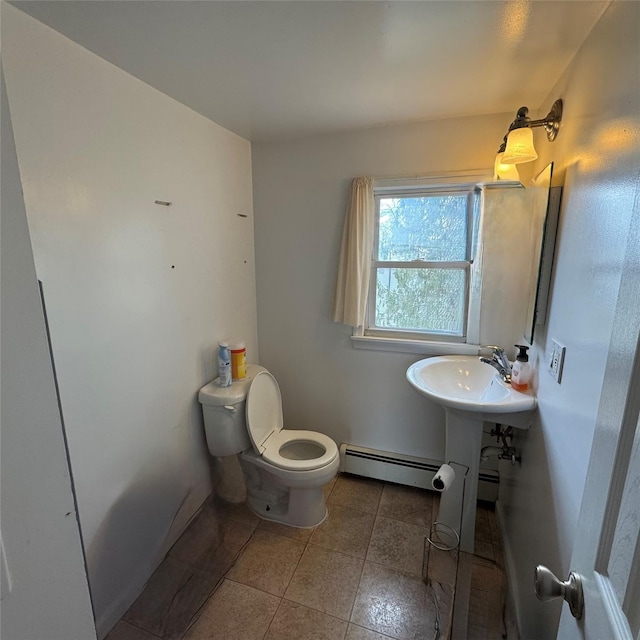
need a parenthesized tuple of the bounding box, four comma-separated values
(467, 622, 489, 639)
(493, 537, 506, 570)
(324, 474, 338, 499)
(476, 501, 494, 522)
(474, 503, 494, 544)
(488, 508, 507, 570)
(211, 496, 261, 527)
(474, 522, 493, 544)
(377, 484, 433, 528)
(468, 585, 505, 637)
(191, 540, 243, 582)
(487, 502, 503, 545)
(123, 557, 219, 640)
(218, 517, 256, 548)
(265, 600, 348, 639)
(346, 623, 393, 639)
(105, 621, 161, 640)
(426, 542, 458, 587)
(472, 539, 496, 562)
(168, 506, 222, 566)
(113, 493, 510, 640)
(470, 584, 503, 610)
(227, 529, 305, 596)
(184, 580, 279, 640)
(366, 516, 428, 576)
(471, 561, 500, 592)
(327, 475, 383, 514)
(428, 579, 454, 639)
(285, 545, 364, 620)
(468, 587, 492, 620)
(258, 518, 315, 542)
(351, 561, 437, 640)
(170, 512, 253, 574)
(310, 504, 375, 558)
(470, 553, 496, 570)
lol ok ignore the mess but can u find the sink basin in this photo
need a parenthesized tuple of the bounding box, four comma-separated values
(406, 355, 537, 553)
(406, 355, 536, 420)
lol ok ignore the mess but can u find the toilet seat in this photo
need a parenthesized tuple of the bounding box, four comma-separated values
(262, 430, 338, 471)
(246, 371, 338, 471)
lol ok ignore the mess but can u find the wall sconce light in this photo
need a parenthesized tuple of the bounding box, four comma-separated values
(495, 99, 563, 173)
(493, 151, 520, 181)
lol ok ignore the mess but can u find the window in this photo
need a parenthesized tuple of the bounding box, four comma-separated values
(366, 186, 480, 342)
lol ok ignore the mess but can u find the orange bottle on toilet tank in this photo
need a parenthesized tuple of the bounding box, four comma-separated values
(229, 342, 246, 380)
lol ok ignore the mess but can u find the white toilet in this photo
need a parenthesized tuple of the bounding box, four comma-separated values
(198, 364, 339, 528)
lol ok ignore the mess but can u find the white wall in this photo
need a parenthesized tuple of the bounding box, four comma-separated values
(1, 68, 96, 640)
(252, 113, 528, 464)
(498, 2, 640, 637)
(2, 5, 258, 637)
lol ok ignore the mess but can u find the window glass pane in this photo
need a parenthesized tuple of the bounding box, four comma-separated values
(374, 268, 466, 335)
(378, 195, 468, 261)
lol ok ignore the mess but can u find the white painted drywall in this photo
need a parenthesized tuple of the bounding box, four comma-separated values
(2, 5, 257, 637)
(11, 1, 609, 142)
(497, 2, 640, 637)
(1, 67, 96, 640)
(251, 113, 533, 462)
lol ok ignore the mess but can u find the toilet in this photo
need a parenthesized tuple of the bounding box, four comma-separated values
(198, 364, 339, 528)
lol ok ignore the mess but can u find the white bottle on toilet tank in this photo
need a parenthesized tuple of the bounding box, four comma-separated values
(217, 341, 232, 388)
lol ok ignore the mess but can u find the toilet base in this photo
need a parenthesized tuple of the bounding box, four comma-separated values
(239, 451, 338, 528)
(246, 488, 329, 528)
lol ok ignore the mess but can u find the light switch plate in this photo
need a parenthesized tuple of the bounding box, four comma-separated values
(549, 339, 566, 383)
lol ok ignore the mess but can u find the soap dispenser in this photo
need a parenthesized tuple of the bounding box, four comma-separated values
(511, 345, 531, 391)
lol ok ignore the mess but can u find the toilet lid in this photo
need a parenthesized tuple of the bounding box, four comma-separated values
(245, 371, 283, 454)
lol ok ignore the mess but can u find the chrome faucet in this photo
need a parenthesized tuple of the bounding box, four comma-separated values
(480, 345, 512, 383)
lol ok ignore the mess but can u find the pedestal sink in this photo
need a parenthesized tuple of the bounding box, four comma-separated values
(406, 355, 536, 552)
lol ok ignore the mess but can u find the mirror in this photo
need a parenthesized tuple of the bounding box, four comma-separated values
(524, 163, 561, 343)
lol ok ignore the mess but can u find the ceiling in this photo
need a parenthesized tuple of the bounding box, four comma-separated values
(11, 1, 608, 142)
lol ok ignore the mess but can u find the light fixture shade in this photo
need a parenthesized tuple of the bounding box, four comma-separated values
(494, 152, 520, 181)
(502, 127, 538, 164)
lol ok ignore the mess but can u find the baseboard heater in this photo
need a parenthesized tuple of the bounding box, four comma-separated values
(339, 444, 498, 503)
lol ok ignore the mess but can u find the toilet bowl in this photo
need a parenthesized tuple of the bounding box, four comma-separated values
(199, 365, 339, 528)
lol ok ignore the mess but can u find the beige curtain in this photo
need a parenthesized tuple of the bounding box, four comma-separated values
(331, 177, 375, 327)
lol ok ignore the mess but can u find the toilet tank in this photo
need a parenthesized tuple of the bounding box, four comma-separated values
(198, 364, 266, 457)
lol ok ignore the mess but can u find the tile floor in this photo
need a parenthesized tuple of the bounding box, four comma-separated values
(106, 474, 513, 640)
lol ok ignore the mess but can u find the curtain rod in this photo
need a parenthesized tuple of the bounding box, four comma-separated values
(371, 168, 493, 181)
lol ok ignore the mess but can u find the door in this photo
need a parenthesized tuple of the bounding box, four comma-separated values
(1, 68, 96, 640)
(551, 185, 640, 638)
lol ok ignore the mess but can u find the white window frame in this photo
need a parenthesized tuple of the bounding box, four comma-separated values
(352, 181, 485, 355)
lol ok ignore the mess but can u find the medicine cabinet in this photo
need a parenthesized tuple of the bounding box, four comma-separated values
(524, 163, 562, 343)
